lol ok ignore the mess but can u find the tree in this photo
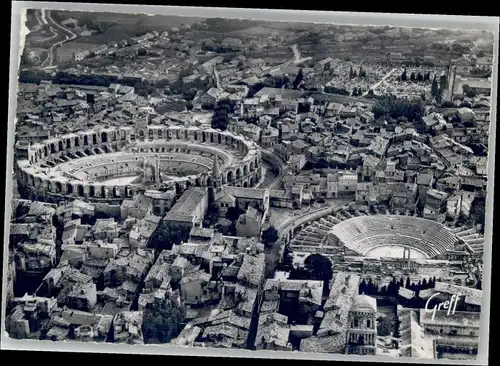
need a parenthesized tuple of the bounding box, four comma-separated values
(304, 254, 333, 286)
(186, 101, 194, 111)
(401, 68, 407, 81)
(225, 206, 244, 222)
(217, 99, 235, 113)
(393, 319, 402, 339)
(289, 267, 309, 280)
(211, 104, 230, 131)
(462, 84, 477, 98)
(349, 66, 354, 79)
(405, 277, 411, 289)
(149, 224, 188, 250)
(371, 95, 424, 121)
(137, 48, 147, 56)
(377, 316, 394, 337)
(155, 79, 170, 89)
(424, 72, 430, 82)
(142, 298, 185, 344)
(431, 75, 439, 98)
(205, 203, 220, 225)
(366, 278, 375, 295)
(439, 74, 448, 91)
(359, 279, 367, 294)
(436, 83, 445, 103)
(410, 72, 416, 82)
(261, 226, 279, 248)
(387, 277, 398, 296)
(416, 72, 424, 82)
(293, 68, 304, 89)
(380, 285, 387, 295)
(324, 86, 350, 95)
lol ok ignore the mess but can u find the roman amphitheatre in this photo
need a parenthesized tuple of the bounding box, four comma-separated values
(16, 123, 263, 204)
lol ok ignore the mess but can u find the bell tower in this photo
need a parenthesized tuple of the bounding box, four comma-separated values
(211, 156, 223, 191)
(142, 154, 161, 186)
(134, 112, 148, 139)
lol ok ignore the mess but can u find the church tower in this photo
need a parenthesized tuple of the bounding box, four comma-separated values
(134, 112, 148, 139)
(142, 154, 161, 186)
(211, 156, 223, 191)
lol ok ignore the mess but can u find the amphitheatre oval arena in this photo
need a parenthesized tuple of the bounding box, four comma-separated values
(16, 124, 262, 203)
(327, 215, 459, 260)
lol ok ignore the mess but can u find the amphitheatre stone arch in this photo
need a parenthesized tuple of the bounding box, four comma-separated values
(18, 125, 262, 203)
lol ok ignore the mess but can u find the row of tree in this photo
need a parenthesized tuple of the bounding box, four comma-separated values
(359, 276, 439, 297)
(400, 69, 432, 83)
(351, 87, 364, 96)
(371, 94, 425, 121)
(19, 70, 160, 97)
(349, 66, 368, 79)
(324, 85, 350, 95)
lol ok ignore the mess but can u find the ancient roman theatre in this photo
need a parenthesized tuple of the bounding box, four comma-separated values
(16, 124, 262, 203)
(326, 215, 459, 259)
(288, 207, 477, 261)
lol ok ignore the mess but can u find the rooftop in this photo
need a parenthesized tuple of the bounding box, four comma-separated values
(164, 187, 208, 223)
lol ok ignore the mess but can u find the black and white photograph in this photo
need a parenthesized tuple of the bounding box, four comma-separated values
(2, 2, 498, 364)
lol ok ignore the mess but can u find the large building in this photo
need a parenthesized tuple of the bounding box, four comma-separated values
(16, 123, 262, 204)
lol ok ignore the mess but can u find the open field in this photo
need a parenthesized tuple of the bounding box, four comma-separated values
(226, 25, 292, 37)
(51, 10, 205, 27)
(48, 11, 205, 44)
(56, 41, 101, 63)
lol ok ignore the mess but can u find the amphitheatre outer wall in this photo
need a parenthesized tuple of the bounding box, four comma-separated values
(16, 125, 262, 204)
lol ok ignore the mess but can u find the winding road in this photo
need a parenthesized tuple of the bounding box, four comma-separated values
(259, 149, 287, 190)
(34, 10, 58, 43)
(37, 9, 78, 68)
(291, 44, 301, 63)
(213, 68, 221, 89)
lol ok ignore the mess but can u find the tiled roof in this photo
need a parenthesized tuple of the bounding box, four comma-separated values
(236, 253, 266, 288)
(433, 282, 482, 306)
(164, 187, 208, 223)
